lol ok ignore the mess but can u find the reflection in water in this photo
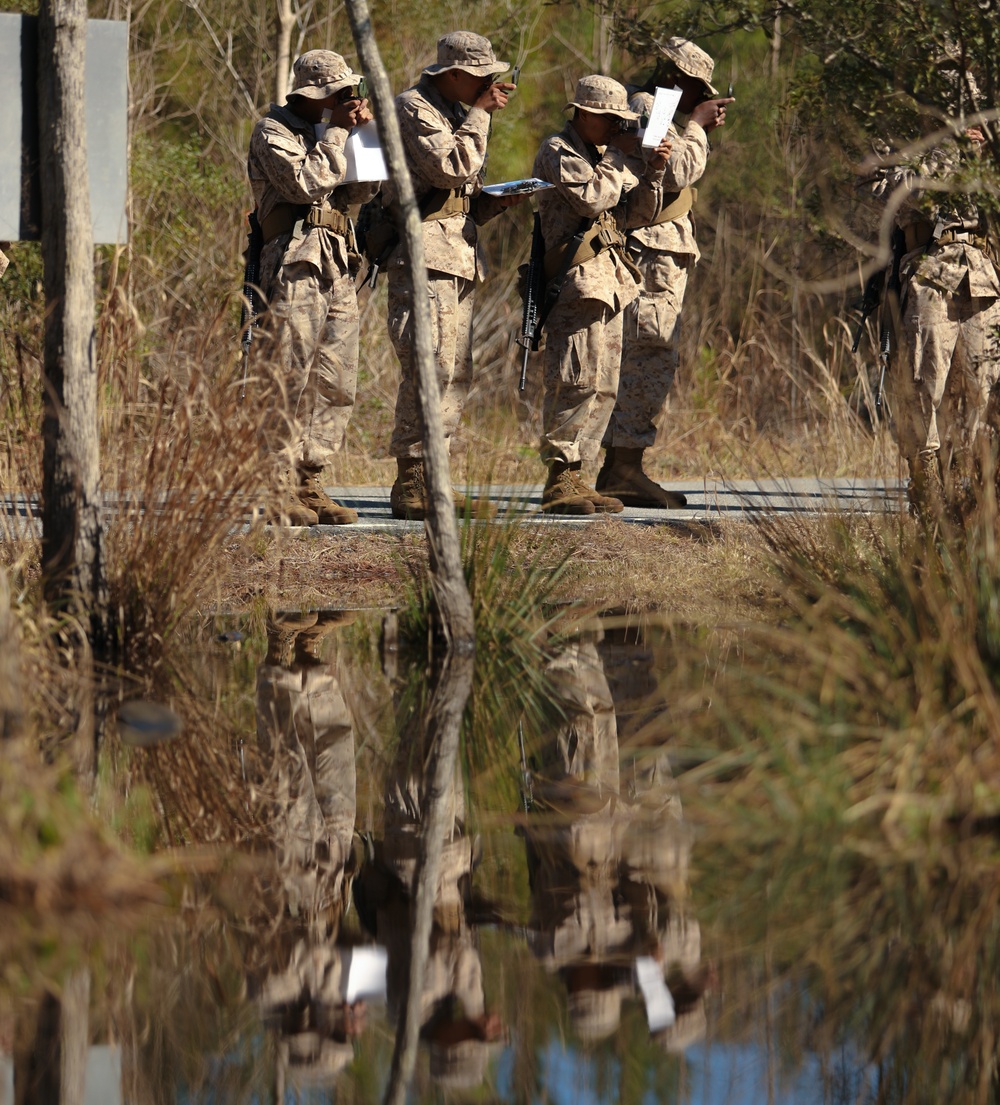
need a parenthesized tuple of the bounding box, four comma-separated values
(19, 608, 1000, 1102)
(252, 609, 367, 1095)
(524, 631, 709, 1053)
(355, 644, 497, 1096)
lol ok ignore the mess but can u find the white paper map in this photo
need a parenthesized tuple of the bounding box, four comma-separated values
(345, 120, 388, 182)
(635, 956, 676, 1032)
(641, 86, 683, 148)
(342, 946, 388, 1003)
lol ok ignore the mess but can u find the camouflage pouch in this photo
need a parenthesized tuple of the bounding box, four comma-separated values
(355, 198, 398, 265)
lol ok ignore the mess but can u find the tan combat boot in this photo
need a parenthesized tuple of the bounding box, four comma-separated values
(541, 461, 596, 515)
(297, 466, 358, 525)
(265, 471, 319, 527)
(907, 449, 946, 524)
(596, 447, 687, 508)
(295, 609, 357, 664)
(567, 461, 623, 513)
(265, 611, 319, 666)
(390, 457, 428, 520)
(390, 458, 496, 520)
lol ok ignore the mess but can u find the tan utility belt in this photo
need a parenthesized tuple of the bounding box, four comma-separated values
(260, 203, 350, 243)
(903, 221, 990, 254)
(650, 186, 697, 226)
(420, 188, 471, 222)
(936, 229, 990, 250)
(543, 212, 627, 280)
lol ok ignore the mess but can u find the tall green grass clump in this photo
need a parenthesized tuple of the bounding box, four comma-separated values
(668, 498, 1000, 1105)
(685, 504, 1000, 833)
(395, 515, 585, 804)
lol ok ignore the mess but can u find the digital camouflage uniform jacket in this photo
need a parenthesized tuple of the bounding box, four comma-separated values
(380, 74, 506, 280)
(626, 91, 710, 260)
(532, 123, 666, 312)
(247, 102, 378, 291)
(871, 136, 999, 299)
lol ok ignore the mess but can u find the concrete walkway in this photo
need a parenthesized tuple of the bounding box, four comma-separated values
(0, 477, 907, 538)
(277, 476, 907, 533)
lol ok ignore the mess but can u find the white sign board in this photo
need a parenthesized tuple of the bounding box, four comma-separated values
(0, 15, 128, 244)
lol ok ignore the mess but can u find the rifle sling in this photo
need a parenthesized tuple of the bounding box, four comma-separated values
(542, 209, 628, 281)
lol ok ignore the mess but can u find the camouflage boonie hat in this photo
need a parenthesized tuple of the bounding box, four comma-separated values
(567, 985, 624, 1042)
(289, 50, 361, 101)
(422, 31, 509, 77)
(429, 1038, 491, 1090)
(655, 36, 718, 95)
(565, 74, 639, 119)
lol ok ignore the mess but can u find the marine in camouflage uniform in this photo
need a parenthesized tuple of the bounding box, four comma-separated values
(255, 610, 358, 924)
(381, 32, 517, 520)
(598, 38, 734, 509)
(532, 76, 671, 515)
(872, 116, 1000, 517)
(249, 50, 379, 526)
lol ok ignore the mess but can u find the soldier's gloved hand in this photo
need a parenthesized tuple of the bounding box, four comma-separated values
(690, 95, 734, 131)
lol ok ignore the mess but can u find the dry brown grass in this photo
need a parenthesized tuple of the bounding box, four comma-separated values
(198, 516, 780, 627)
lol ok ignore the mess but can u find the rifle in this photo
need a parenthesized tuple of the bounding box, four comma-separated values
(874, 226, 906, 415)
(516, 719, 533, 815)
(517, 212, 545, 390)
(516, 215, 594, 389)
(360, 187, 451, 291)
(851, 266, 884, 354)
(238, 210, 264, 401)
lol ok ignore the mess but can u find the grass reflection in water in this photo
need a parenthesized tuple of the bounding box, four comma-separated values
(6, 505, 1000, 1103)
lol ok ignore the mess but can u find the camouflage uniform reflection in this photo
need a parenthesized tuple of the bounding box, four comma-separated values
(871, 71, 1000, 514)
(248, 50, 379, 526)
(532, 76, 667, 515)
(525, 636, 707, 1048)
(255, 610, 362, 1089)
(355, 709, 503, 1091)
(598, 38, 731, 510)
(382, 32, 512, 520)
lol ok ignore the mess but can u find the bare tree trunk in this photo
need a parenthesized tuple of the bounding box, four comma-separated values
(14, 971, 91, 1105)
(345, 0, 475, 649)
(771, 8, 782, 77)
(275, 0, 295, 104)
(0, 571, 24, 740)
(382, 649, 475, 1105)
(38, 0, 106, 647)
(595, 0, 615, 75)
